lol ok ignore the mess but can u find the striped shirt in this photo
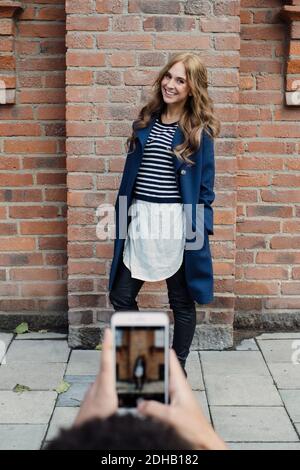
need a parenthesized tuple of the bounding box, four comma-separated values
(132, 116, 182, 203)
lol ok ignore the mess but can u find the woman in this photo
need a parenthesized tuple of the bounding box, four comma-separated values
(109, 52, 220, 373)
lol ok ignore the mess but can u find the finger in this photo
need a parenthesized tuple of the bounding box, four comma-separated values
(138, 400, 172, 425)
(169, 348, 188, 387)
(95, 328, 115, 394)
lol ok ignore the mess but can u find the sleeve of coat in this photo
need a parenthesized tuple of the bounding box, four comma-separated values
(198, 129, 215, 236)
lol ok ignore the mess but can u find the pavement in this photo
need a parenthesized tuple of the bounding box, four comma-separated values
(0, 330, 300, 450)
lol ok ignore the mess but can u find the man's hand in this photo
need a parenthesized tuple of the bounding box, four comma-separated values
(74, 328, 118, 427)
(137, 348, 228, 450)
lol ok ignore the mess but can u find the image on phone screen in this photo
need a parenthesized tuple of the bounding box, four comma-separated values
(115, 326, 166, 408)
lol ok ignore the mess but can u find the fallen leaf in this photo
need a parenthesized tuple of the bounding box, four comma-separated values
(55, 380, 71, 394)
(14, 322, 29, 335)
(95, 344, 102, 350)
(13, 384, 31, 393)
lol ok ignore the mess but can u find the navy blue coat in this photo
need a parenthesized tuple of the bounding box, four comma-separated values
(108, 114, 215, 304)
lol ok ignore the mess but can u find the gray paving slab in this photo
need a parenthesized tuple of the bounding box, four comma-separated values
(56, 376, 96, 407)
(229, 442, 300, 450)
(257, 333, 300, 340)
(0, 391, 57, 424)
(268, 363, 300, 389)
(279, 390, 300, 423)
(204, 374, 282, 406)
(186, 351, 204, 390)
(66, 350, 101, 376)
(193, 390, 211, 422)
(211, 406, 299, 442)
(0, 424, 47, 450)
(4, 340, 70, 364)
(257, 339, 299, 363)
(0, 333, 13, 364)
(200, 351, 271, 376)
(46, 407, 78, 441)
(15, 332, 67, 340)
(236, 339, 259, 351)
(0, 362, 66, 390)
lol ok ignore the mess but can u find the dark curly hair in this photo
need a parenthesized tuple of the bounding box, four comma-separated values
(44, 414, 193, 450)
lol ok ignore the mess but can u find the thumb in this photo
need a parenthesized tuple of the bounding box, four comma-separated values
(138, 400, 172, 425)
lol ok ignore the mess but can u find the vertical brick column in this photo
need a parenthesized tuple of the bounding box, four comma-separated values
(0, 1, 67, 330)
(0, 1, 23, 104)
(66, 0, 240, 349)
(280, 1, 300, 105)
(236, 0, 300, 330)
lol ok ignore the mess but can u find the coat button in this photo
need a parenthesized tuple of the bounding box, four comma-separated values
(181, 169, 186, 175)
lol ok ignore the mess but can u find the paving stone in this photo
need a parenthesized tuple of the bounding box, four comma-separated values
(66, 350, 101, 376)
(186, 351, 204, 390)
(193, 390, 211, 422)
(46, 407, 78, 441)
(236, 339, 259, 351)
(257, 339, 299, 363)
(0, 391, 57, 424)
(200, 351, 270, 377)
(0, 424, 47, 450)
(4, 340, 70, 364)
(204, 374, 282, 406)
(211, 406, 299, 442)
(229, 442, 300, 450)
(0, 362, 66, 390)
(0, 333, 13, 364)
(279, 390, 300, 422)
(257, 333, 300, 341)
(56, 376, 96, 407)
(15, 332, 67, 340)
(268, 363, 300, 389)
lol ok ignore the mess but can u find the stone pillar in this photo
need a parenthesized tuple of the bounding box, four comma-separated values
(280, 1, 300, 105)
(0, 1, 23, 104)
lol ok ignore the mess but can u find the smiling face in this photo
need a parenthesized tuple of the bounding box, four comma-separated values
(161, 61, 191, 110)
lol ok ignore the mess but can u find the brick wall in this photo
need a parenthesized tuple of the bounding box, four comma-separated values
(236, 0, 300, 329)
(1, 0, 300, 347)
(66, 0, 240, 348)
(0, 0, 67, 328)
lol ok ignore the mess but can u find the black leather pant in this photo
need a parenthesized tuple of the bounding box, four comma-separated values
(109, 257, 196, 368)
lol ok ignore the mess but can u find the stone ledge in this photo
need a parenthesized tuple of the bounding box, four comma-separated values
(281, 5, 300, 22)
(234, 312, 300, 331)
(68, 322, 233, 350)
(0, 311, 68, 333)
(0, 1, 23, 105)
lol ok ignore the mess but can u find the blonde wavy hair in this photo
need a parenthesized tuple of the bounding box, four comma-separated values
(126, 52, 220, 165)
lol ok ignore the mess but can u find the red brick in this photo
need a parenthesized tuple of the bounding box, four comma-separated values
(0, 56, 15, 70)
(0, 238, 36, 252)
(68, 244, 93, 258)
(20, 221, 67, 235)
(200, 18, 240, 33)
(68, 261, 106, 275)
(97, 33, 152, 49)
(66, 51, 105, 67)
(264, 298, 300, 309)
(66, 33, 94, 49)
(237, 221, 280, 234)
(235, 281, 279, 295)
(156, 35, 209, 50)
(281, 282, 300, 295)
(67, 15, 109, 31)
(83, 0, 109, 14)
(66, 0, 94, 14)
(128, 0, 180, 14)
(9, 206, 59, 218)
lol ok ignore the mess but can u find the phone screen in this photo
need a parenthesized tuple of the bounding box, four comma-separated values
(115, 326, 167, 408)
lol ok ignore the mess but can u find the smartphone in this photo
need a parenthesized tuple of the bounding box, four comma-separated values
(111, 311, 169, 410)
